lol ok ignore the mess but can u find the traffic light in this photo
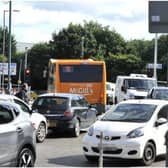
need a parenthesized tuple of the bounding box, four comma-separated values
(25, 68, 31, 84)
(25, 69, 30, 75)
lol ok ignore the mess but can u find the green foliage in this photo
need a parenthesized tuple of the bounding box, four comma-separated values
(28, 43, 52, 89)
(50, 21, 126, 59)
(0, 26, 17, 58)
(106, 53, 142, 82)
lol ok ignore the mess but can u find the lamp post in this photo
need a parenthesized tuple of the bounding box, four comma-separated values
(2, 9, 20, 57)
(81, 36, 84, 59)
(3, 1, 20, 94)
(24, 47, 28, 82)
(7, 0, 12, 94)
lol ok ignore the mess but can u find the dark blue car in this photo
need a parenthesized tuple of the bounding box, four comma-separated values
(32, 93, 97, 137)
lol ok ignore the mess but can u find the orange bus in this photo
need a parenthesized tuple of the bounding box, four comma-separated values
(47, 59, 106, 114)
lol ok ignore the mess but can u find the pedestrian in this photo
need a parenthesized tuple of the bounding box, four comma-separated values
(15, 83, 29, 104)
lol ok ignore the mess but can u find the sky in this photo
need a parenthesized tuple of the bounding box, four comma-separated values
(0, 0, 156, 44)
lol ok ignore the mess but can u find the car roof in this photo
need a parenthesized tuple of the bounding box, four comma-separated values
(37, 93, 83, 99)
(0, 94, 23, 102)
(117, 76, 156, 80)
(119, 99, 168, 106)
(0, 99, 18, 107)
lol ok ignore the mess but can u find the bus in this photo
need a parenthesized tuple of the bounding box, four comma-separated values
(47, 59, 106, 114)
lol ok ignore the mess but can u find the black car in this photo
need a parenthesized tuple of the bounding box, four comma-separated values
(32, 93, 97, 137)
(147, 86, 168, 100)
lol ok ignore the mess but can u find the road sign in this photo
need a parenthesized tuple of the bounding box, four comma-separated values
(0, 63, 17, 75)
(147, 63, 162, 69)
(149, 1, 168, 33)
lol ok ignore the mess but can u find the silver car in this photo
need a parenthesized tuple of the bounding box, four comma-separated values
(0, 100, 36, 167)
(0, 94, 47, 143)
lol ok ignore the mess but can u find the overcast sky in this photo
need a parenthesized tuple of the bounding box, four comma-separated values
(0, 0, 156, 43)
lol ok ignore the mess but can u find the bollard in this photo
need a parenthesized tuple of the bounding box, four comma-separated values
(165, 130, 168, 167)
(98, 131, 103, 168)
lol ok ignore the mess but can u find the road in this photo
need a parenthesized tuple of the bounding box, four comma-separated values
(35, 131, 166, 167)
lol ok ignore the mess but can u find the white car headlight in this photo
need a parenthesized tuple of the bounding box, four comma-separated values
(88, 126, 94, 136)
(127, 127, 144, 138)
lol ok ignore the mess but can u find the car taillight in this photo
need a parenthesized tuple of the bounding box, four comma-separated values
(64, 110, 74, 117)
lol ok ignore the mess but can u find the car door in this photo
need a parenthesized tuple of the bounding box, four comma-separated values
(79, 96, 97, 127)
(0, 106, 18, 165)
(154, 105, 168, 154)
(71, 96, 89, 129)
(79, 96, 96, 128)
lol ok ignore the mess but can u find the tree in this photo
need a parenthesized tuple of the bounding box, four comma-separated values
(50, 21, 126, 60)
(28, 43, 52, 90)
(106, 53, 142, 82)
(0, 26, 17, 58)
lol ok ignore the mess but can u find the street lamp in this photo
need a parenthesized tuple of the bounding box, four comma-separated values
(24, 47, 28, 82)
(81, 36, 84, 59)
(7, 0, 12, 94)
(2, 9, 20, 57)
(2, 1, 20, 94)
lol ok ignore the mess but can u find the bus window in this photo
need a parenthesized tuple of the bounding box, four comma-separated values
(59, 64, 103, 82)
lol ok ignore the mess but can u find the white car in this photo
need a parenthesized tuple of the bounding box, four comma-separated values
(0, 94, 47, 143)
(106, 82, 115, 105)
(82, 99, 168, 166)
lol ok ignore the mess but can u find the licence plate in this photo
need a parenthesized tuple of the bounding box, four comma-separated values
(102, 144, 118, 151)
(47, 120, 57, 127)
(104, 146, 118, 151)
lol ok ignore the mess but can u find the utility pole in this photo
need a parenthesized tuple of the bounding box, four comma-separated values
(81, 36, 84, 59)
(24, 47, 28, 83)
(7, 0, 12, 94)
(153, 33, 158, 80)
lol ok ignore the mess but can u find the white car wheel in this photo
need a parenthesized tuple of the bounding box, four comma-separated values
(36, 122, 46, 143)
(142, 142, 156, 166)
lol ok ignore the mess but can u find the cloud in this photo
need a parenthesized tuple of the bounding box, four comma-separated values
(0, 0, 154, 43)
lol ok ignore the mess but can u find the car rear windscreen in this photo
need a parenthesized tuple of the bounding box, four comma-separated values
(33, 97, 68, 114)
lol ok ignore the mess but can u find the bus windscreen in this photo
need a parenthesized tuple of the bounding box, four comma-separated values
(59, 64, 103, 82)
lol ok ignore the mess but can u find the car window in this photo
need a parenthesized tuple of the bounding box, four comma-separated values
(13, 99, 30, 114)
(158, 105, 168, 119)
(106, 84, 111, 90)
(71, 99, 80, 107)
(153, 89, 168, 100)
(0, 106, 14, 124)
(33, 97, 68, 113)
(101, 103, 156, 122)
(78, 97, 88, 107)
